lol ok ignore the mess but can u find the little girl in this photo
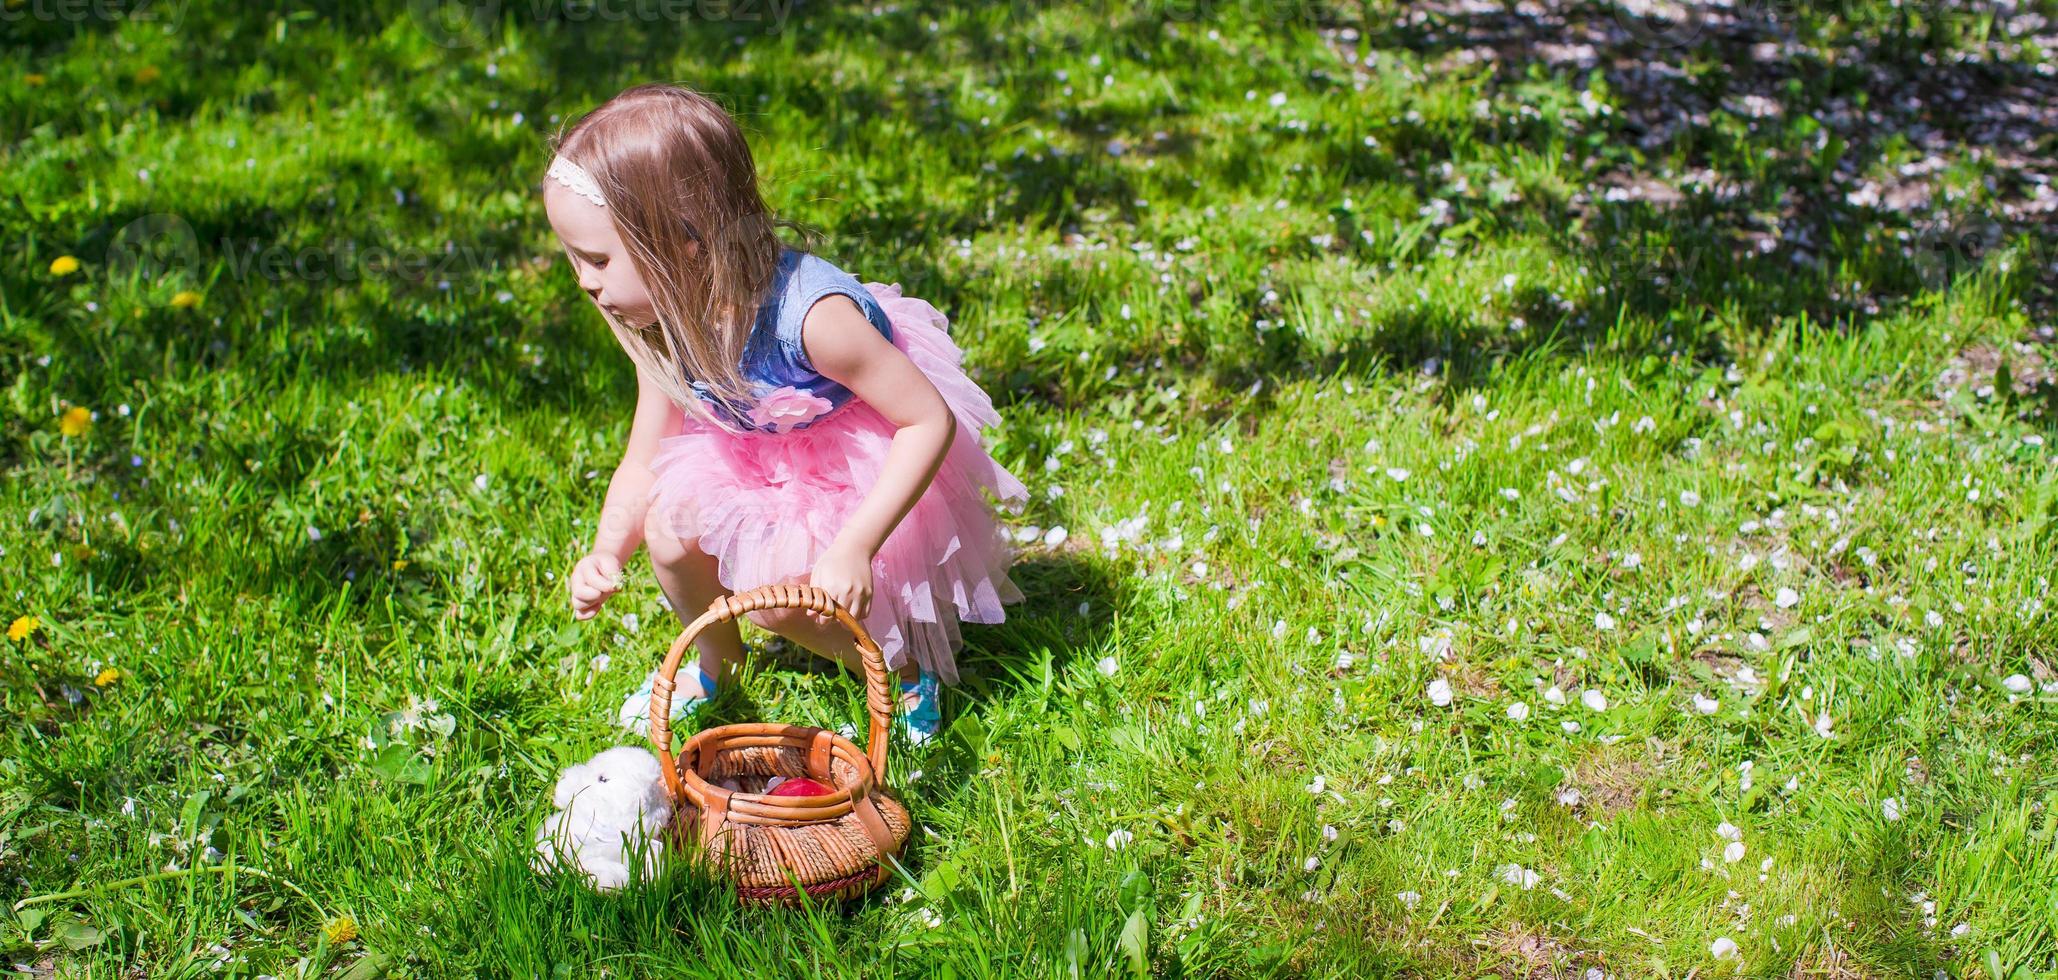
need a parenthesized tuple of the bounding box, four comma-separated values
(543, 83, 1029, 744)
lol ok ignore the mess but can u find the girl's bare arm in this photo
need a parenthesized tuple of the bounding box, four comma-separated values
(800, 294, 957, 562)
(588, 367, 682, 567)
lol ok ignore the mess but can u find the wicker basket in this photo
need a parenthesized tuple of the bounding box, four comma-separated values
(647, 584, 911, 904)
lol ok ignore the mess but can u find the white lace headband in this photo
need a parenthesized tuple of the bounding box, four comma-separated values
(547, 155, 607, 208)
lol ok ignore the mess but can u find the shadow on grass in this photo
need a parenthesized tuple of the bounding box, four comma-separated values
(456, 817, 919, 977)
(710, 549, 1127, 720)
(439, 552, 1134, 973)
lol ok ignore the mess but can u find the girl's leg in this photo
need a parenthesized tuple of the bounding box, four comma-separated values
(643, 500, 742, 694)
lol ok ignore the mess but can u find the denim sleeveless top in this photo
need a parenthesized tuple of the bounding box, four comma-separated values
(688, 246, 896, 433)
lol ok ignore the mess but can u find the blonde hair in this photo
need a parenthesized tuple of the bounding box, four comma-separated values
(542, 82, 822, 429)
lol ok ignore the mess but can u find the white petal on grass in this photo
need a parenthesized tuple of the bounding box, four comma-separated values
(1307, 775, 1326, 795)
(1042, 525, 1069, 548)
(1544, 686, 1566, 706)
(1594, 612, 1617, 631)
(1096, 656, 1119, 677)
(1882, 798, 1903, 822)
(1692, 693, 1720, 715)
(1679, 490, 1702, 507)
(1774, 587, 1800, 608)
(1560, 720, 1581, 734)
(1717, 821, 1741, 841)
(1427, 678, 1454, 707)
(1495, 864, 1540, 890)
(1711, 936, 1738, 959)
(1385, 467, 1410, 482)
(1723, 841, 1746, 863)
(2002, 673, 2032, 694)
(1507, 701, 1531, 721)
(1396, 890, 1422, 909)
(1581, 689, 1608, 712)
(1105, 828, 1134, 850)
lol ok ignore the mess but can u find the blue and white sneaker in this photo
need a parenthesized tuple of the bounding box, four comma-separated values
(896, 670, 942, 746)
(617, 663, 718, 737)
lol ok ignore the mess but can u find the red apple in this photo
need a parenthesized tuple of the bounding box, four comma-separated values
(768, 776, 834, 798)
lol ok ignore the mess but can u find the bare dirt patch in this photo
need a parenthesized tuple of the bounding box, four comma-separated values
(1476, 923, 1608, 979)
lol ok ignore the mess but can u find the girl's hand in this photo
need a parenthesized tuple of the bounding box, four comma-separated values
(569, 552, 624, 620)
(808, 544, 874, 624)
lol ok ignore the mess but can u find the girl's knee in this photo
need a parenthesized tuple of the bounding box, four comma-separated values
(643, 502, 702, 566)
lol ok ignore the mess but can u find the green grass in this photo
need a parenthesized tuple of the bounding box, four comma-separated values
(5, 1, 2057, 976)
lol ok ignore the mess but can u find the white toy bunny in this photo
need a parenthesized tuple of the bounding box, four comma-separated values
(532, 746, 673, 892)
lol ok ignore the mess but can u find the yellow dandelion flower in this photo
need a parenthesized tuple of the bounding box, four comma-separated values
(391, 559, 410, 572)
(170, 290, 202, 309)
(59, 406, 93, 437)
(135, 65, 160, 84)
(25, 73, 47, 87)
(94, 667, 123, 686)
(49, 255, 80, 276)
(8, 615, 38, 642)
(323, 916, 358, 944)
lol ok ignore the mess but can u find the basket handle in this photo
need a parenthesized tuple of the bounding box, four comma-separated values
(648, 584, 896, 800)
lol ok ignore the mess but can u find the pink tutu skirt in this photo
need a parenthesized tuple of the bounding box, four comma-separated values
(646, 282, 1029, 685)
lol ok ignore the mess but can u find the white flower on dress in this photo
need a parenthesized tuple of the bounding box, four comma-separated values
(747, 385, 835, 432)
